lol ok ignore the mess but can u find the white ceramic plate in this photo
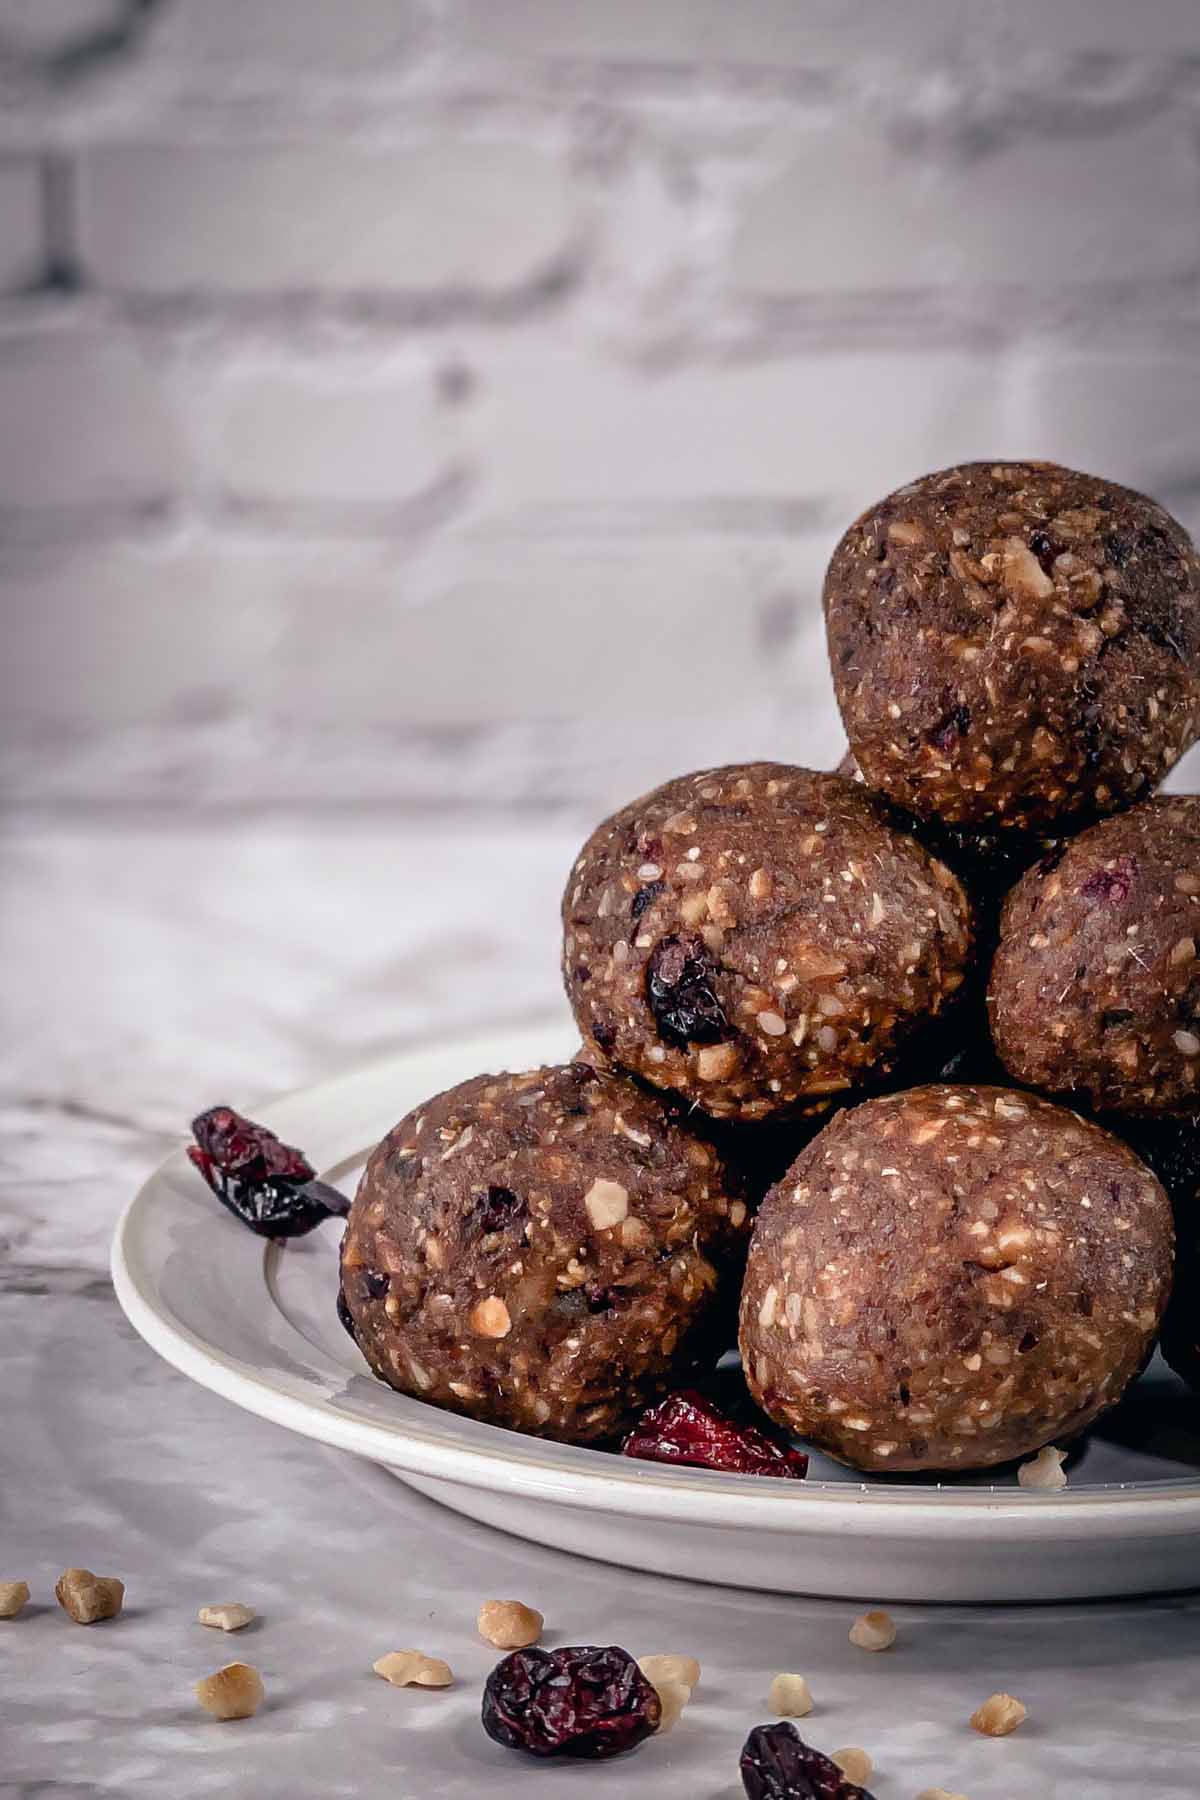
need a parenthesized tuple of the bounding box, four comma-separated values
(112, 1018, 1200, 1603)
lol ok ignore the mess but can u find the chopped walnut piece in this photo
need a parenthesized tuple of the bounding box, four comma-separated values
(832, 1747, 873, 1785)
(639, 1653, 701, 1692)
(468, 1296, 512, 1339)
(767, 1671, 813, 1717)
(1017, 1445, 1068, 1491)
(198, 1602, 256, 1632)
(55, 1568, 124, 1625)
(477, 1599, 544, 1649)
(0, 1580, 30, 1618)
(195, 1662, 265, 1720)
(1003, 536, 1055, 600)
(583, 1178, 629, 1229)
(649, 1676, 691, 1733)
(970, 1692, 1027, 1737)
(696, 1042, 739, 1082)
(917, 1789, 970, 1799)
(849, 1608, 896, 1651)
(373, 1649, 454, 1688)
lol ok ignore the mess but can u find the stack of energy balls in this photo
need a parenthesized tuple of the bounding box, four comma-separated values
(342, 461, 1200, 1477)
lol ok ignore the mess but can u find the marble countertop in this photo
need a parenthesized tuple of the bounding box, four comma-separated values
(4, 814, 1200, 1799)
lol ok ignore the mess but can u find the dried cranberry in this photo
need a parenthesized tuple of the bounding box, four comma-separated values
(188, 1106, 349, 1239)
(741, 1723, 876, 1798)
(1080, 855, 1136, 906)
(622, 1390, 808, 1479)
(631, 879, 665, 922)
(930, 702, 970, 751)
(481, 1645, 660, 1759)
(1029, 528, 1057, 572)
(471, 1184, 527, 1234)
(647, 935, 730, 1048)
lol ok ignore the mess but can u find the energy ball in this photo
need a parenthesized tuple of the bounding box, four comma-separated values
(990, 797, 1200, 1114)
(825, 461, 1200, 833)
(563, 763, 972, 1123)
(339, 1062, 747, 1445)
(739, 1085, 1173, 1472)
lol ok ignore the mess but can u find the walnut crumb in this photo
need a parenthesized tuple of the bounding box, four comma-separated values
(849, 1608, 896, 1651)
(198, 1602, 256, 1632)
(767, 1672, 813, 1717)
(55, 1568, 124, 1625)
(832, 1747, 873, 1785)
(195, 1662, 265, 1720)
(477, 1599, 543, 1649)
(639, 1653, 701, 1691)
(970, 1692, 1027, 1736)
(1018, 1445, 1068, 1491)
(917, 1789, 970, 1799)
(373, 1650, 454, 1689)
(0, 1580, 30, 1618)
(648, 1676, 691, 1732)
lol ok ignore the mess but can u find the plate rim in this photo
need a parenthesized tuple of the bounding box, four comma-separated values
(111, 1022, 1200, 1543)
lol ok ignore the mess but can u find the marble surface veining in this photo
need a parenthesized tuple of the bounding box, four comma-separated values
(3, 816, 1200, 1799)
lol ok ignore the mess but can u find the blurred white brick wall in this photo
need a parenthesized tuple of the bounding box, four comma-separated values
(3, 0, 1200, 816)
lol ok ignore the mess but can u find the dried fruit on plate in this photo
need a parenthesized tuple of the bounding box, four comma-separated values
(741, 1722, 877, 1798)
(622, 1390, 808, 1479)
(481, 1644, 661, 1759)
(188, 1105, 348, 1238)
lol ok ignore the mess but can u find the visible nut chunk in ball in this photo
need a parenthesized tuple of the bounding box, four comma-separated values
(832, 1747, 874, 1784)
(341, 1062, 747, 1445)
(825, 461, 1200, 832)
(0, 1580, 30, 1618)
(196, 1662, 265, 1720)
(55, 1568, 124, 1625)
(768, 1672, 814, 1717)
(198, 1602, 256, 1632)
(970, 1692, 1027, 1737)
(373, 1650, 454, 1689)
(849, 1609, 896, 1652)
(477, 1599, 544, 1649)
(991, 798, 1200, 1114)
(740, 1085, 1173, 1472)
(564, 762, 972, 1122)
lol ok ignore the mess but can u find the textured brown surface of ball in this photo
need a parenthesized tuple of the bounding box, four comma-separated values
(739, 1085, 1173, 1472)
(563, 763, 972, 1122)
(340, 1062, 747, 1444)
(825, 462, 1200, 832)
(990, 797, 1200, 1114)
